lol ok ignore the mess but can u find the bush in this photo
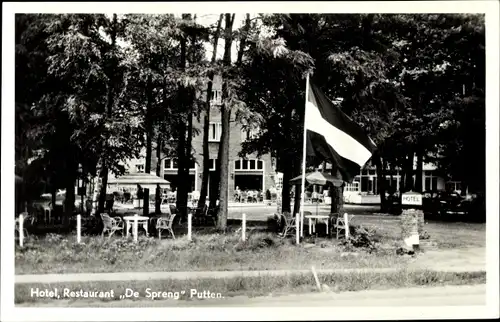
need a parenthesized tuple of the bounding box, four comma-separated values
(342, 225, 378, 252)
(266, 214, 283, 233)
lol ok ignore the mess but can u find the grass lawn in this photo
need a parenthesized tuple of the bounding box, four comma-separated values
(350, 215, 486, 249)
(15, 214, 485, 275)
(15, 230, 409, 275)
(15, 270, 486, 305)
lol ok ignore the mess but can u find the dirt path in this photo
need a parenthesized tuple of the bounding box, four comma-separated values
(408, 247, 485, 272)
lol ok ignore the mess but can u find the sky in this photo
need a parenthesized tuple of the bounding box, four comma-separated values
(104, 13, 261, 63)
(196, 14, 257, 63)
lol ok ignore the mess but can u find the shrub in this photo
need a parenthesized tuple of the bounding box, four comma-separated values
(266, 214, 283, 233)
(342, 225, 378, 252)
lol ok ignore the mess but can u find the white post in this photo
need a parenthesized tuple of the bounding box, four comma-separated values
(187, 212, 192, 241)
(76, 214, 81, 244)
(134, 214, 138, 242)
(295, 213, 300, 244)
(262, 162, 266, 198)
(242, 213, 246, 241)
(344, 213, 350, 240)
(300, 199, 304, 238)
(19, 214, 24, 247)
(311, 266, 322, 292)
(298, 73, 310, 245)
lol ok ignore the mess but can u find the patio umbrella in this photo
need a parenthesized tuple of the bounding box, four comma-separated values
(290, 171, 344, 224)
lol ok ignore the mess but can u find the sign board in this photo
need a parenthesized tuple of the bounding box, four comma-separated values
(401, 192, 422, 206)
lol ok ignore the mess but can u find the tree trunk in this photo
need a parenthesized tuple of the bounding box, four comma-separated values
(415, 148, 423, 193)
(155, 137, 162, 214)
(64, 166, 76, 222)
(404, 150, 414, 192)
(143, 131, 152, 216)
(197, 15, 222, 215)
(236, 14, 251, 66)
(216, 13, 235, 232)
(281, 153, 292, 213)
(374, 153, 387, 212)
(96, 14, 118, 216)
(329, 167, 343, 214)
(97, 166, 108, 214)
(197, 84, 213, 215)
(143, 75, 153, 217)
(293, 183, 301, 215)
(185, 106, 193, 193)
(198, 13, 224, 213)
(176, 118, 188, 217)
(176, 15, 189, 219)
(89, 167, 101, 215)
(280, 103, 294, 213)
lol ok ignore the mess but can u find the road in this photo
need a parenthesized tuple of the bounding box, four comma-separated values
(17, 284, 485, 307)
(226, 203, 380, 221)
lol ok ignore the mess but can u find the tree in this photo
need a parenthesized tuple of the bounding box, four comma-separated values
(215, 13, 236, 231)
(197, 14, 223, 215)
(16, 14, 143, 218)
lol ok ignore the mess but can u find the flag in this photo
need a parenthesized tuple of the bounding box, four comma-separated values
(304, 78, 377, 182)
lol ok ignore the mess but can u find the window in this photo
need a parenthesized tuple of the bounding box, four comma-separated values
(209, 122, 222, 142)
(234, 159, 264, 171)
(164, 158, 196, 170)
(135, 164, 145, 173)
(210, 90, 222, 104)
(424, 171, 438, 191)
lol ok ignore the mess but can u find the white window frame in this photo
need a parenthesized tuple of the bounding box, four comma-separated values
(209, 122, 222, 142)
(209, 158, 217, 171)
(424, 171, 438, 191)
(210, 89, 222, 105)
(135, 164, 145, 173)
(164, 158, 196, 170)
(234, 158, 264, 172)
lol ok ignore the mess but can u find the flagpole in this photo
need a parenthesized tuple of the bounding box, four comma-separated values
(299, 73, 310, 243)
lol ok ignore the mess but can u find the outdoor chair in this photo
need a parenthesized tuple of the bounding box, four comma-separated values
(240, 191, 248, 203)
(100, 213, 124, 238)
(157, 214, 176, 239)
(279, 212, 297, 238)
(335, 214, 355, 239)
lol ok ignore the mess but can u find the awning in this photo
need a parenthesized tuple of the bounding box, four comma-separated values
(107, 173, 170, 192)
(290, 171, 344, 187)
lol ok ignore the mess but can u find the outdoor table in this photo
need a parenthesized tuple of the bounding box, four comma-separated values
(123, 215, 149, 238)
(305, 214, 330, 235)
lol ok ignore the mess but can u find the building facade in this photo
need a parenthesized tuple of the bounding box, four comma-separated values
(118, 76, 276, 198)
(342, 158, 462, 204)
